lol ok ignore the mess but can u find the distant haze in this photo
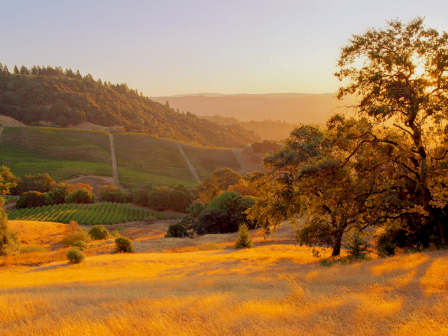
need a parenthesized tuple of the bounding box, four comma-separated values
(151, 93, 356, 124)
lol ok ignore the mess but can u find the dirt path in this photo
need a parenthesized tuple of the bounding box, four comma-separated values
(177, 142, 202, 184)
(109, 134, 121, 189)
(232, 148, 246, 174)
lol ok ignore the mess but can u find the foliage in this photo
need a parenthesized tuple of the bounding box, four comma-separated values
(60, 231, 91, 246)
(115, 237, 135, 253)
(248, 118, 386, 256)
(16, 191, 52, 208)
(72, 241, 87, 251)
(0, 67, 259, 147)
(98, 185, 130, 203)
(235, 224, 253, 249)
(65, 188, 95, 204)
(66, 248, 85, 264)
(146, 184, 196, 212)
(195, 209, 230, 235)
(11, 173, 57, 195)
(199, 168, 242, 202)
(345, 233, 369, 259)
(0, 199, 20, 256)
(88, 225, 110, 240)
(165, 223, 189, 238)
(0, 166, 18, 194)
(335, 17, 448, 247)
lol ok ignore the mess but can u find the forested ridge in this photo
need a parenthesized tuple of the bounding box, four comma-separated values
(0, 64, 259, 147)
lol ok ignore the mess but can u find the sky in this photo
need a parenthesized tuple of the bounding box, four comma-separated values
(2, 0, 448, 96)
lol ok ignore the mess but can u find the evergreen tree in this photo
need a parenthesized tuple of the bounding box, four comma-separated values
(235, 224, 253, 249)
(13, 65, 19, 74)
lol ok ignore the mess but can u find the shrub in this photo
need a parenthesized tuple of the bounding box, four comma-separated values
(20, 245, 48, 254)
(235, 224, 253, 249)
(112, 229, 121, 238)
(65, 189, 95, 204)
(72, 241, 87, 251)
(165, 223, 188, 238)
(89, 225, 110, 240)
(68, 220, 81, 232)
(16, 191, 52, 208)
(66, 248, 85, 263)
(61, 231, 91, 246)
(195, 208, 231, 235)
(115, 237, 135, 253)
(345, 233, 369, 259)
(98, 185, 130, 203)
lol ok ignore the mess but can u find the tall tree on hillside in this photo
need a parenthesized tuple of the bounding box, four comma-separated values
(248, 117, 393, 256)
(335, 17, 448, 246)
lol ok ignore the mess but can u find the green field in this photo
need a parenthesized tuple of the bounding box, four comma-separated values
(181, 143, 241, 179)
(0, 127, 112, 180)
(113, 133, 198, 188)
(118, 166, 197, 189)
(7, 202, 180, 225)
(0, 127, 249, 189)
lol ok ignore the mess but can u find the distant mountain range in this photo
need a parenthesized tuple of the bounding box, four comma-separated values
(150, 93, 356, 124)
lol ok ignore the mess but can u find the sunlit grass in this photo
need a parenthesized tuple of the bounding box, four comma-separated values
(1, 238, 447, 335)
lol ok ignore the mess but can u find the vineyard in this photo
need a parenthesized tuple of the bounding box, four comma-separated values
(7, 202, 181, 225)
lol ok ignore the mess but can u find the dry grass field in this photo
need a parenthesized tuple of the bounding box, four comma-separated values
(1, 220, 447, 336)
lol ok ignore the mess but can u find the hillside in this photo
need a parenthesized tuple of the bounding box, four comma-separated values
(0, 127, 264, 188)
(150, 93, 357, 124)
(0, 64, 259, 147)
(1, 218, 447, 335)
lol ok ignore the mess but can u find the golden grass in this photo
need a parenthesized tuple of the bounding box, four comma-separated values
(1, 243, 448, 335)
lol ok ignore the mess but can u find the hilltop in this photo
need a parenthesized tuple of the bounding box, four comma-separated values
(0, 64, 259, 147)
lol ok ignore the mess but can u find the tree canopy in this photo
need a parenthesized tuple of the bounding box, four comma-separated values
(249, 18, 448, 255)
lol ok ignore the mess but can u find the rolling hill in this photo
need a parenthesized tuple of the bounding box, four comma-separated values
(0, 127, 265, 189)
(0, 64, 259, 147)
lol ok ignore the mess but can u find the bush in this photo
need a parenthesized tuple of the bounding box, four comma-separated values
(61, 231, 91, 246)
(98, 185, 130, 203)
(72, 241, 87, 251)
(65, 189, 95, 204)
(115, 237, 135, 253)
(16, 191, 52, 208)
(345, 233, 369, 259)
(66, 248, 85, 263)
(195, 208, 231, 235)
(165, 223, 188, 238)
(89, 225, 110, 240)
(235, 224, 253, 249)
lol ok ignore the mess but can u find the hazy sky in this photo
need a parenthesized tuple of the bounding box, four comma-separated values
(2, 0, 448, 96)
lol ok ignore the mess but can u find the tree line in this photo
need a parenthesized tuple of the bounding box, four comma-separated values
(0, 64, 259, 147)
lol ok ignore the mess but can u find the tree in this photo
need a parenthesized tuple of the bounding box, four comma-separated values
(0, 198, 19, 256)
(235, 224, 253, 249)
(199, 168, 242, 202)
(335, 17, 448, 246)
(248, 118, 391, 256)
(65, 189, 95, 204)
(11, 173, 57, 195)
(0, 166, 18, 195)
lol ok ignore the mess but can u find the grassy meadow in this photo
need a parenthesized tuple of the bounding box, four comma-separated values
(0, 127, 112, 180)
(182, 143, 242, 179)
(1, 220, 447, 335)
